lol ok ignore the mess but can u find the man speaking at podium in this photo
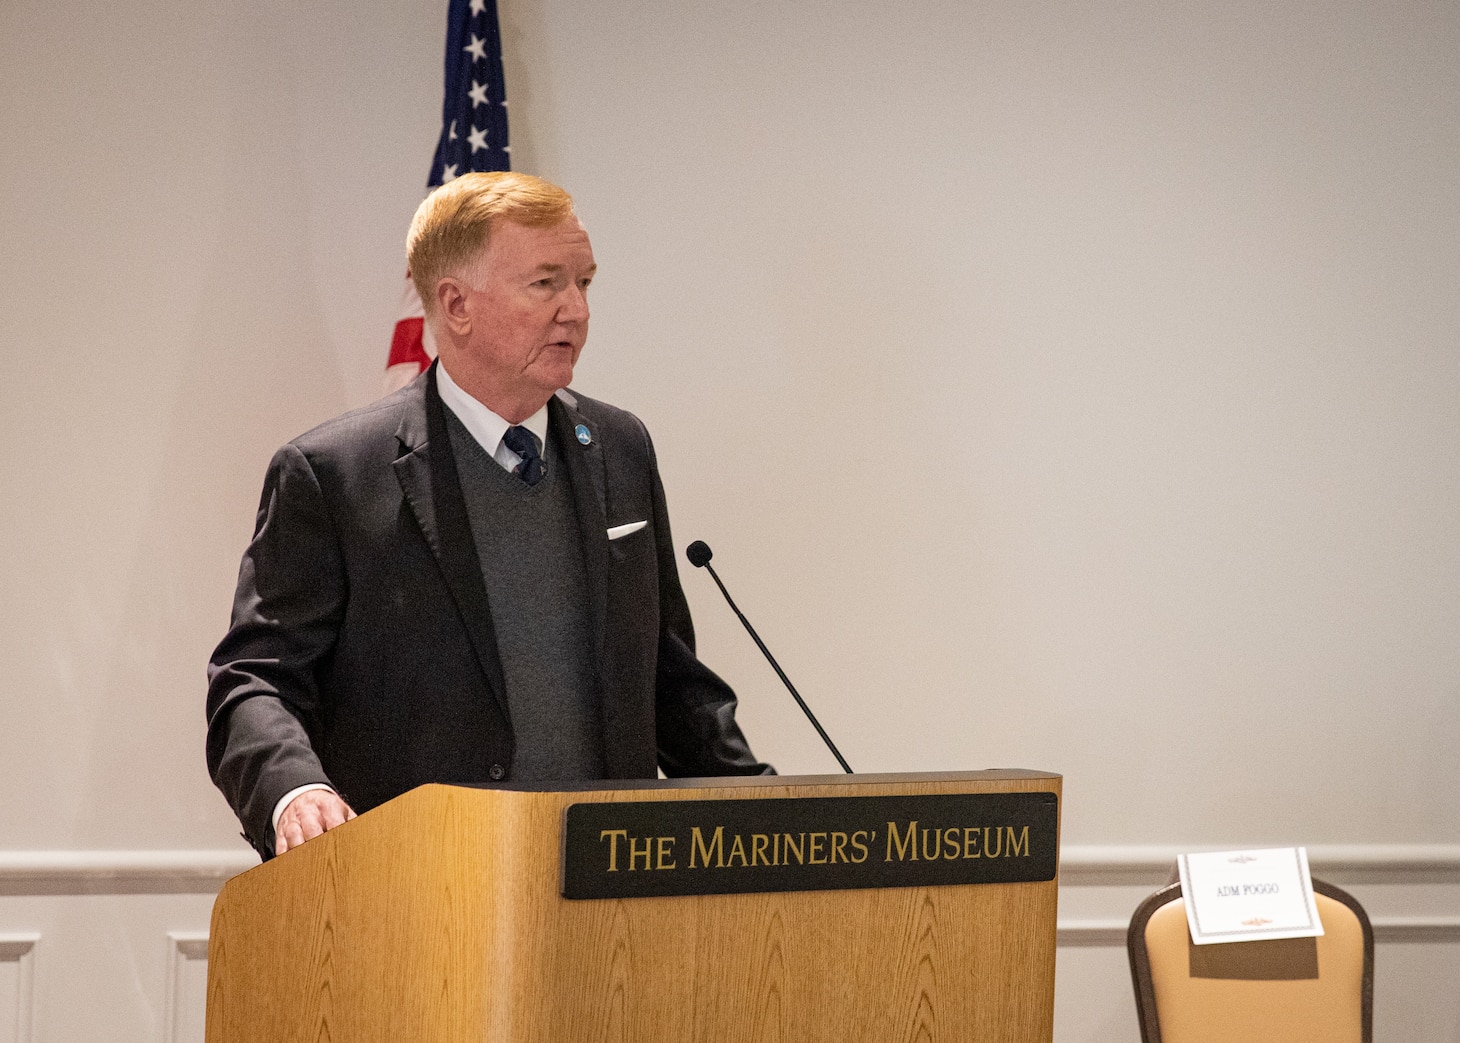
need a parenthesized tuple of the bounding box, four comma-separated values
(206, 172, 771, 863)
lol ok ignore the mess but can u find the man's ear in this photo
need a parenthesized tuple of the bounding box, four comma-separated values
(436, 277, 472, 336)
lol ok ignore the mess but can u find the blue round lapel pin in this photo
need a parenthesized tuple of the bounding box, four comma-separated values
(575, 424, 592, 446)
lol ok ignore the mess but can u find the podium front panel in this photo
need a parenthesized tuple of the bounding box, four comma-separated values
(207, 771, 1061, 1042)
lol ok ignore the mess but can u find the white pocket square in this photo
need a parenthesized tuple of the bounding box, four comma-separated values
(607, 520, 648, 541)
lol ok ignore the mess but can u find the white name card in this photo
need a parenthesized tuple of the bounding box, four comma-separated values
(1177, 847, 1324, 945)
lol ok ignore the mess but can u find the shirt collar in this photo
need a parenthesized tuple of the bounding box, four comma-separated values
(436, 360, 551, 460)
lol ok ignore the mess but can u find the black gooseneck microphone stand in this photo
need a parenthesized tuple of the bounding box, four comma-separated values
(685, 540, 853, 774)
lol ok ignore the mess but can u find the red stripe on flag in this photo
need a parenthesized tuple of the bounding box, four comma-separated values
(387, 317, 430, 373)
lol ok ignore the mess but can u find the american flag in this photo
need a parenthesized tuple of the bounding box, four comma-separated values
(385, 0, 511, 392)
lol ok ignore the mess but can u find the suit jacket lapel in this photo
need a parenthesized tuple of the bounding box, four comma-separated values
(550, 389, 610, 668)
(392, 362, 510, 726)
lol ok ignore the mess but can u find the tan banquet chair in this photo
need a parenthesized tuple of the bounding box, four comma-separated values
(1127, 878, 1374, 1043)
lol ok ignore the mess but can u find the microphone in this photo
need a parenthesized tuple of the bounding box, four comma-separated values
(685, 540, 853, 774)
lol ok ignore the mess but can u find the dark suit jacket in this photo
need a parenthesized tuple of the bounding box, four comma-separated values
(207, 363, 769, 860)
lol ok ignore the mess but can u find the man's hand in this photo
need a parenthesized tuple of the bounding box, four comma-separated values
(275, 790, 357, 856)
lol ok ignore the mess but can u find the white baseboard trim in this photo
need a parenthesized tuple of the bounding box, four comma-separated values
(0, 850, 256, 895)
(1366, 916, 1460, 944)
(1057, 920, 1132, 948)
(1058, 844, 1460, 886)
(1057, 916, 1460, 948)
(0, 843, 1456, 895)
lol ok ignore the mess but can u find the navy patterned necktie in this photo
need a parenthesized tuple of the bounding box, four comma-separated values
(502, 425, 545, 486)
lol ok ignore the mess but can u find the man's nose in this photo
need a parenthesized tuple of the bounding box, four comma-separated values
(558, 285, 590, 323)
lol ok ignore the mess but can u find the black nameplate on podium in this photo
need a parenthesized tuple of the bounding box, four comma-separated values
(562, 791, 1058, 899)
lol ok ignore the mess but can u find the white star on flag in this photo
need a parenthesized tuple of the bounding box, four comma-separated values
(467, 126, 489, 153)
(464, 33, 487, 61)
(447, 120, 457, 141)
(441, 163, 459, 181)
(470, 0, 486, 13)
(468, 81, 489, 107)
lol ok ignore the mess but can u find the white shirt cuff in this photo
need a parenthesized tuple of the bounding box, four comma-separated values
(272, 783, 337, 834)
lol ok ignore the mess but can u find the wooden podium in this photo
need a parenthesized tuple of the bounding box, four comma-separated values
(207, 770, 1061, 1042)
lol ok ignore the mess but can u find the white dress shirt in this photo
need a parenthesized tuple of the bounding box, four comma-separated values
(435, 359, 550, 470)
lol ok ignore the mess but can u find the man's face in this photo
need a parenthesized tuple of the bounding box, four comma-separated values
(453, 215, 596, 409)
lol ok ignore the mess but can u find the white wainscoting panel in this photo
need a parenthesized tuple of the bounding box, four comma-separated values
(0, 936, 38, 1043)
(0, 881, 219, 1043)
(166, 932, 210, 1043)
(1, 845, 1456, 1041)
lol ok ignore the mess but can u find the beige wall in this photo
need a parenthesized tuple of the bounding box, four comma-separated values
(1, 0, 1457, 1039)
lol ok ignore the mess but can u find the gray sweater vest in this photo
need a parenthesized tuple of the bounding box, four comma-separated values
(446, 412, 605, 781)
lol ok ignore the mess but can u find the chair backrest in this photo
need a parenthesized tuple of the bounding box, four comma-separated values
(1127, 878, 1373, 1043)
